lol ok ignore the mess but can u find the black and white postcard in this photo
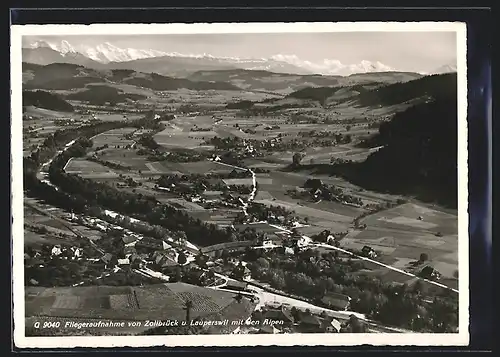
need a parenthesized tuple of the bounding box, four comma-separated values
(11, 22, 468, 348)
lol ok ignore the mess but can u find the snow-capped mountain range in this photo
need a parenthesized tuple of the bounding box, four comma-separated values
(28, 40, 168, 64)
(24, 39, 455, 77)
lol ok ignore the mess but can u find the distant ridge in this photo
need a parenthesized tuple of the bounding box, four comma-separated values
(22, 62, 241, 92)
(22, 62, 425, 95)
(25, 39, 406, 77)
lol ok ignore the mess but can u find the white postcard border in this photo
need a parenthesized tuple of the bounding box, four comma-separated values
(11, 21, 469, 348)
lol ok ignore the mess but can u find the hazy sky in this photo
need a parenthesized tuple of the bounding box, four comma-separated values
(23, 32, 457, 73)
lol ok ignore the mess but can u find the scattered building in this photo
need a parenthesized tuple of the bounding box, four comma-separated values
(100, 253, 117, 268)
(225, 280, 249, 291)
(263, 306, 295, 326)
(297, 312, 323, 333)
(124, 245, 137, 256)
(320, 293, 352, 311)
(256, 324, 281, 334)
(29, 279, 39, 285)
(122, 235, 139, 245)
(419, 266, 441, 280)
(51, 245, 62, 257)
(361, 245, 377, 258)
(202, 190, 223, 198)
(135, 237, 164, 251)
(321, 317, 342, 333)
(117, 258, 130, 266)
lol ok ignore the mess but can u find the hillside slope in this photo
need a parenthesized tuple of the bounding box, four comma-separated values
(345, 73, 457, 107)
(65, 85, 147, 105)
(287, 84, 377, 105)
(189, 69, 342, 93)
(189, 69, 422, 94)
(23, 90, 74, 112)
(329, 94, 458, 207)
(22, 63, 241, 92)
(285, 73, 455, 107)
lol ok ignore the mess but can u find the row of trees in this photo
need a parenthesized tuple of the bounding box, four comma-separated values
(298, 129, 352, 141)
(87, 155, 132, 171)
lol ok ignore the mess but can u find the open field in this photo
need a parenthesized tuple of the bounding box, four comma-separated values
(154, 122, 216, 150)
(190, 209, 239, 228)
(361, 203, 457, 235)
(173, 161, 245, 175)
(222, 178, 254, 186)
(65, 159, 119, 179)
(91, 128, 136, 147)
(164, 198, 206, 211)
(95, 148, 152, 172)
(24, 106, 76, 119)
(339, 203, 458, 281)
(254, 198, 353, 231)
(267, 170, 403, 205)
(23, 228, 78, 247)
(154, 90, 280, 105)
(92, 113, 136, 122)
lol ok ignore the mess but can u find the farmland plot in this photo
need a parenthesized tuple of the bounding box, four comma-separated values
(98, 149, 151, 172)
(154, 126, 215, 150)
(164, 198, 206, 211)
(92, 128, 136, 147)
(222, 178, 254, 186)
(361, 203, 458, 235)
(254, 198, 353, 223)
(65, 159, 118, 179)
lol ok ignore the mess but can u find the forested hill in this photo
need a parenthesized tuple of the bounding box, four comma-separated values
(295, 93, 459, 208)
(285, 73, 457, 107)
(23, 90, 74, 112)
(65, 85, 147, 105)
(340, 94, 458, 207)
(348, 73, 457, 107)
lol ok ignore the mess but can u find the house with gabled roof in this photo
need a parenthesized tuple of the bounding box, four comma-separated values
(297, 312, 323, 333)
(321, 317, 342, 333)
(320, 293, 352, 311)
(263, 306, 295, 327)
(122, 235, 139, 245)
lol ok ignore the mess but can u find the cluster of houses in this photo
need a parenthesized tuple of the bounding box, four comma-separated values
(300, 179, 363, 207)
(24, 245, 84, 262)
(118, 233, 197, 271)
(248, 303, 346, 334)
(156, 183, 244, 209)
(62, 212, 196, 272)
